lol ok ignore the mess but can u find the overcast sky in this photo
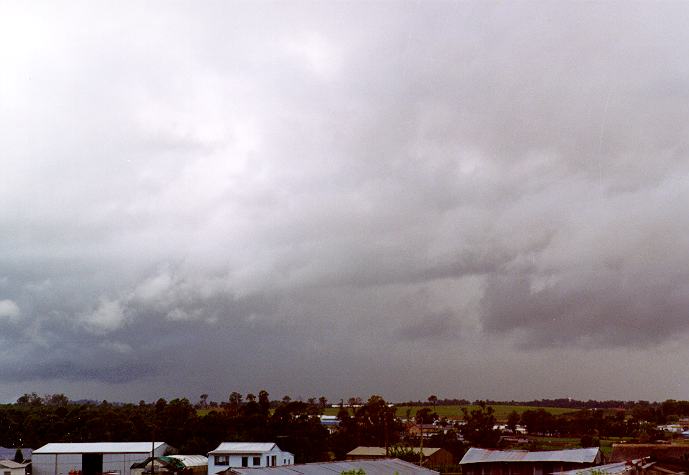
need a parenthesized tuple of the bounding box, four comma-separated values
(3, 0, 689, 404)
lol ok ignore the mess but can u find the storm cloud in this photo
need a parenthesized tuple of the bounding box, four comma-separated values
(2, 1, 689, 402)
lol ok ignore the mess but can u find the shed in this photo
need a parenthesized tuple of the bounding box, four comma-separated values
(32, 442, 169, 475)
(0, 460, 30, 475)
(460, 447, 603, 475)
(130, 455, 207, 475)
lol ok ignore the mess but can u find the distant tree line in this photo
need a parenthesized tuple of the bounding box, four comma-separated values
(0, 393, 409, 463)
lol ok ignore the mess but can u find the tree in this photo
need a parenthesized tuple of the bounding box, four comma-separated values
(258, 390, 270, 416)
(13, 448, 23, 463)
(428, 394, 438, 408)
(507, 410, 520, 433)
(415, 407, 438, 425)
(461, 402, 500, 448)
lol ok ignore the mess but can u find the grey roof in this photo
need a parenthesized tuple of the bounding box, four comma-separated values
(553, 459, 646, 475)
(34, 442, 166, 454)
(0, 460, 30, 469)
(225, 458, 438, 474)
(210, 443, 279, 455)
(168, 455, 208, 467)
(460, 448, 602, 465)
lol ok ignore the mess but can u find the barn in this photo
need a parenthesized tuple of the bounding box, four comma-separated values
(32, 442, 169, 475)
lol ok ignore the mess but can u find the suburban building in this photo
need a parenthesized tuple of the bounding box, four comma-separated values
(0, 460, 30, 475)
(460, 447, 603, 475)
(32, 442, 169, 475)
(223, 458, 439, 474)
(130, 455, 208, 475)
(207, 443, 293, 472)
(346, 446, 453, 465)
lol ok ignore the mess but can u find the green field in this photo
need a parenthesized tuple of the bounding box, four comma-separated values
(321, 404, 577, 421)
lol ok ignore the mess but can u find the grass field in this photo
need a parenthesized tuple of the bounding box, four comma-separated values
(321, 404, 577, 421)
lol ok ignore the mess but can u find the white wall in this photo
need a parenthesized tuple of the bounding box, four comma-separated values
(33, 448, 166, 475)
(0, 466, 27, 475)
(207, 447, 293, 473)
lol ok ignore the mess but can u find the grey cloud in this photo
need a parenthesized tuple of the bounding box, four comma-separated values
(3, 1, 689, 401)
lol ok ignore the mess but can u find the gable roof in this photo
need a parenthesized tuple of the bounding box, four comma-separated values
(460, 447, 601, 465)
(0, 460, 30, 469)
(209, 443, 277, 455)
(34, 442, 166, 454)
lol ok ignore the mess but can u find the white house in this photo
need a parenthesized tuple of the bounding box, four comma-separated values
(0, 460, 30, 475)
(32, 442, 169, 475)
(207, 443, 293, 472)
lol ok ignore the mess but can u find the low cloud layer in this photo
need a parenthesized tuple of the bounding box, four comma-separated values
(2, 1, 689, 402)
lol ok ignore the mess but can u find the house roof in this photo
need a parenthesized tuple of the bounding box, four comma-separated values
(460, 447, 601, 465)
(34, 442, 166, 454)
(168, 455, 208, 467)
(209, 443, 277, 455)
(223, 458, 438, 474)
(553, 459, 647, 475)
(131, 456, 209, 471)
(0, 460, 30, 469)
(347, 446, 444, 457)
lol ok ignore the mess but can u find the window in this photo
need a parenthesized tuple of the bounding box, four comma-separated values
(241, 456, 248, 467)
(214, 455, 229, 466)
(252, 456, 260, 466)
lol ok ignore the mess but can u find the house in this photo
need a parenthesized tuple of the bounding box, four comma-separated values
(131, 455, 208, 475)
(346, 446, 454, 465)
(223, 458, 439, 474)
(32, 442, 169, 475)
(460, 447, 603, 475)
(207, 443, 293, 472)
(0, 460, 30, 475)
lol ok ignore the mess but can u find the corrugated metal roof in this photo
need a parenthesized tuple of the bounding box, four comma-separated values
(0, 460, 30, 469)
(168, 455, 208, 467)
(209, 443, 277, 454)
(347, 446, 442, 457)
(225, 458, 438, 474)
(553, 459, 645, 475)
(460, 447, 601, 464)
(34, 442, 166, 454)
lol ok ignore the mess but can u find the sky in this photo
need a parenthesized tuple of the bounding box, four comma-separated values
(2, 0, 689, 404)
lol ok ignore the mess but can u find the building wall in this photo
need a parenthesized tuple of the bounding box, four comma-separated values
(33, 448, 167, 475)
(0, 466, 27, 475)
(207, 447, 293, 473)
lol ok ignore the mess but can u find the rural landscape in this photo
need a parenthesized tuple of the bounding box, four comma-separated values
(5, 393, 689, 474)
(5, 0, 689, 474)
